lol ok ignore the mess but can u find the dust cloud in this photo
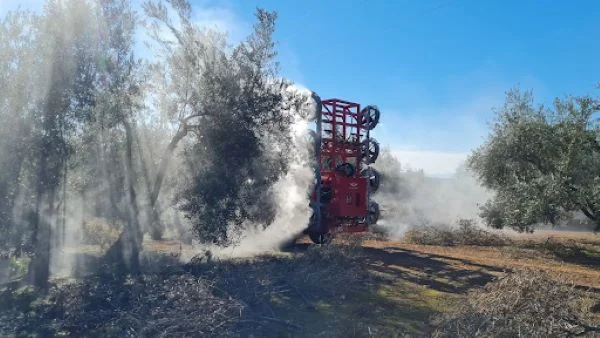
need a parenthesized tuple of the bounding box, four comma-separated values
(373, 149, 493, 239)
(201, 107, 493, 258)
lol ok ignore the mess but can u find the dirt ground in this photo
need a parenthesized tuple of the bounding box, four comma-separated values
(2, 229, 599, 337)
(362, 238, 600, 291)
(144, 229, 600, 298)
(142, 229, 600, 333)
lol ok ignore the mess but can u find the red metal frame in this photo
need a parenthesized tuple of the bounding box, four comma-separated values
(309, 98, 371, 234)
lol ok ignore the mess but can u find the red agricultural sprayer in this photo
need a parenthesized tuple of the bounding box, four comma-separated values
(304, 95, 381, 244)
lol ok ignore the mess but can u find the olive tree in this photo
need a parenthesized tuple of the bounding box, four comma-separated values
(468, 88, 600, 232)
(143, 1, 306, 245)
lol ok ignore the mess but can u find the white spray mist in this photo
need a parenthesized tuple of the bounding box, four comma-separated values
(373, 149, 493, 239)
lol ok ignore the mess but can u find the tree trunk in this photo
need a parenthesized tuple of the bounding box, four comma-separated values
(150, 126, 188, 207)
(3, 150, 26, 248)
(27, 153, 53, 289)
(27, 193, 51, 289)
(102, 118, 142, 274)
(134, 128, 163, 240)
(579, 207, 600, 232)
(144, 124, 190, 240)
(61, 164, 67, 245)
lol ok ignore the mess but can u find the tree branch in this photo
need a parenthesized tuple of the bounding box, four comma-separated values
(149, 112, 205, 208)
(580, 207, 596, 221)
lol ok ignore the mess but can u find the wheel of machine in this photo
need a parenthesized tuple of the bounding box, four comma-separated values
(309, 232, 333, 244)
(361, 167, 381, 193)
(361, 138, 380, 164)
(367, 200, 380, 225)
(359, 105, 380, 130)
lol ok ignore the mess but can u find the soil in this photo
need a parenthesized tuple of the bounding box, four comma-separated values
(1, 229, 598, 337)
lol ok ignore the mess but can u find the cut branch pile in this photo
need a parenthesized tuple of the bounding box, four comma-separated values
(0, 272, 244, 337)
(0, 244, 369, 337)
(433, 269, 600, 337)
(405, 219, 511, 247)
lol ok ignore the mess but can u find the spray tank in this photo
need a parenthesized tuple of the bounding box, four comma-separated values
(304, 94, 381, 244)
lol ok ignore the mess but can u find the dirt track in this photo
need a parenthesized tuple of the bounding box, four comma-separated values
(3, 230, 598, 337)
(146, 230, 600, 291)
(362, 240, 600, 290)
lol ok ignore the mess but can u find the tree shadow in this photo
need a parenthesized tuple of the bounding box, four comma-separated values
(0, 248, 437, 337)
(361, 246, 503, 294)
(182, 248, 435, 336)
(17, 239, 600, 337)
(542, 241, 600, 269)
(284, 241, 504, 295)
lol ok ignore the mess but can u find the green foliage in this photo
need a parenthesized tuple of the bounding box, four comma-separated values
(0, 0, 148, 281)
(0, 10, 38, 249)
(468, 88, 600, 232)
(0, 0, 308, 282)
(142, 3, 303, 245)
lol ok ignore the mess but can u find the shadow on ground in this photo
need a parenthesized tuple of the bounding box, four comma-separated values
(285, 242, 503, 293)
(362, 246, 504, 294)
(544, 241, 600, 269)
(0, 241, 521, 337)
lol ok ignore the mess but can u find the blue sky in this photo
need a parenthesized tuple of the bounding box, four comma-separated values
(235, 0, 600, 174)
(2, 0, 599, 176)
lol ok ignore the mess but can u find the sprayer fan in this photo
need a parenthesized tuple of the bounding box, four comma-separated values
(359, 105, 380, 130)
(361, 167, 381, 193)
(367, 200, 380, 225)
(361, 138, 380, 164)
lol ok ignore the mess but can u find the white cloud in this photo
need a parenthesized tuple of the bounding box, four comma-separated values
(391, 149, 469, 178)
(192, 5, 247, 43)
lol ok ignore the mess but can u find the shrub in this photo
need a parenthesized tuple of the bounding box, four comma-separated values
(404, 219, 511, 246)
(81, 218, 122, 250)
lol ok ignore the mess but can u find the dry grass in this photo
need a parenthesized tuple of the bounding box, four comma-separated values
(364, 239, 600, 290)
(508, 229, 600, 245)
(3, 227, 599, 337)
(404, 219, 511, 247)
(432, 269, 600, 337)
(0, 243, 373, 337)
(0, 264, 244, 337)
